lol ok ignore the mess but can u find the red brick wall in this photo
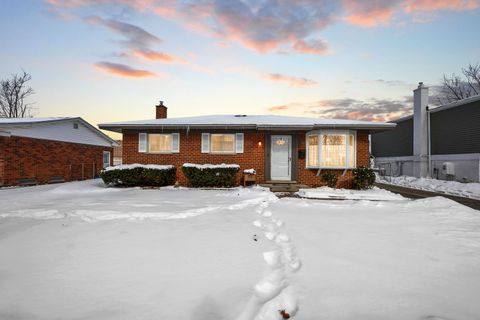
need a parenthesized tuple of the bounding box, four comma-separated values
(123, 131, 266, 185)
(122, 130, 370, 188)
(0, 136, 113, 186)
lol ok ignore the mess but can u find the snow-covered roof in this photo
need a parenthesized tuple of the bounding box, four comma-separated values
(99, 114, 396, 133)
(0, 117, 76, 124)
(0, 117, 118, 147)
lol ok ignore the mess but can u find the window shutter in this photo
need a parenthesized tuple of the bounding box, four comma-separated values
(235, 133, 244, 153)
(138, 133, 147, 152)
(201, 133, 210, 153)
(172, 133, 180, 153)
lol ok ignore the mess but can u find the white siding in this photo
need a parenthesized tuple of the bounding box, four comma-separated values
(0, 120, 113, 147)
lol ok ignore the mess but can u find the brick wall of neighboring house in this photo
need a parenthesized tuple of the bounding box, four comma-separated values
(122, 129, 370, 188)
(0, 136, 113, 186)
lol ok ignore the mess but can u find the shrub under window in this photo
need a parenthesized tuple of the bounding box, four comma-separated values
(100, 164, 176, 187)
(182, 163, 240, 188)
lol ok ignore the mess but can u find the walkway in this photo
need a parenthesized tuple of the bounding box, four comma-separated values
(375, 182, 480, 210)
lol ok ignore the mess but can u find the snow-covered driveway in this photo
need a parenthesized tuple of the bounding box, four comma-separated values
(1, 180, 480, 320)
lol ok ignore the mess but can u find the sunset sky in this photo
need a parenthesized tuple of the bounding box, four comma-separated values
(1, 0, 479, 136)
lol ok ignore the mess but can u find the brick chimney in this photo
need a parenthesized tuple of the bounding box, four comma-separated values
(155, 101, 167, 119)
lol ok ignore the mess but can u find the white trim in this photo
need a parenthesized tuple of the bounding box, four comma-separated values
(305, 129, 357, 169)
(138, 133, 147, 152)
(201, 133, 210, 153)
(235, 133, 244, 153)
(172, 133, 180, 153)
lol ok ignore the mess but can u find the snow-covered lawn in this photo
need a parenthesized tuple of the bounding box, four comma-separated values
(378, 175, 480, 200)
(1, 180, 480, 320)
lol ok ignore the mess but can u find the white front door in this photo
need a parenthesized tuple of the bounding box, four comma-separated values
(270, 135, 292, 180)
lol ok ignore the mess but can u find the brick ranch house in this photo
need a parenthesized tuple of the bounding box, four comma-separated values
(99, 103, 395, 188)
(0, 117, 118, 187)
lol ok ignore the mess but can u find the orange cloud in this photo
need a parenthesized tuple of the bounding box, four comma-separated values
(131, 49, 186, 63)
(344, 7, 395, 27)
(94, 61, 157, 78)
(293, 39, 329, 55)
(403, 0, 478, 12)
(265, 73, 318, 87)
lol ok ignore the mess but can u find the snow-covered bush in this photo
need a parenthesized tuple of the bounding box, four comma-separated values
(182, 163, 240, 188)
(321, 171, 338, 188)
(352, 166, 375, 190)
(101, 164, 176, 187)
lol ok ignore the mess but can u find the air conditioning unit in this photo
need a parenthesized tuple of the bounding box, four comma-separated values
(442, 162, 455, 176)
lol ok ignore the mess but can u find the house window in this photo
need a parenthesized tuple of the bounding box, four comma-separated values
(102, 151, 111, 168)
(201, 133, 244, 154)
(148, 134, 173, 153)
(306, 130, 356, 168)
(138, 133, 179, 153)
(307, 134, 319, 167)
(211, 134, 235, 153)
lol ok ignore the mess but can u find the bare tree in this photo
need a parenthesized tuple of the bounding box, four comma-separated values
(0, 71, 35, 118)
(437, 63, 480, 105)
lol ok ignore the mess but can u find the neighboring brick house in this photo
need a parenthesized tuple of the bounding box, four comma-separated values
(99, 102, 395, 188)
(0, 117, 118, 187)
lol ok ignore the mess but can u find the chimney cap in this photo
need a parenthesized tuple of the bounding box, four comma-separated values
(418, 82, 425, 88)
(156, 100, 166, 107)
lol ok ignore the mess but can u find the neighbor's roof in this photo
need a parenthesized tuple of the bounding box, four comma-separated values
(392, 94, 480, 123)
(0, 117, 118, 147)
(0, 117, 73, 124)
(99, 114, 396, 133)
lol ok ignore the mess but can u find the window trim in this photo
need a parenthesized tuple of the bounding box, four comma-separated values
(146, 133, 179, 154)
(209, 133, 237, 154)
(305, 130, 357, 169)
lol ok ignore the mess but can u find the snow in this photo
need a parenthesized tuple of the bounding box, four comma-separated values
(1, 180, 480, 319)
(378, 175, 480, 200)
(0, 117, 72, 124)
(297, 186, 406, 201)
(99, 114, 396, 131)
(103, 163, 174, 172)
(183, 163, 240, 169)
(244, 169, 256, 174)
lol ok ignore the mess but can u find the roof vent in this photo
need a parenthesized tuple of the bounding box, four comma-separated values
(234, 114, 247, 117)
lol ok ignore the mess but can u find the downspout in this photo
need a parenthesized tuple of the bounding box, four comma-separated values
(426, 105, 432, 178)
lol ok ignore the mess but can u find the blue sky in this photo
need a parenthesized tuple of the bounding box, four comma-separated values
(1, 0, 479, 136)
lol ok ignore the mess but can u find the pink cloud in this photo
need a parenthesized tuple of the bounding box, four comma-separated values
(131, 49, 186, 64)
(265, 73, 318, 87)
(403, 0, 478, 12)
(94, 61, 157, 78)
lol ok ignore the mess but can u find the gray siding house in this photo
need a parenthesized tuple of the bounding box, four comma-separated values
(372, 84, 480, 182)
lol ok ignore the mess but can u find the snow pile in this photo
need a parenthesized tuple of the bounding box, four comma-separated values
(378, 175, 480, 200)
(103, 163, 174, 171)
(244, 169, 256, 174)
(297, 186, 406, 201)
(183, 163, 240, 169)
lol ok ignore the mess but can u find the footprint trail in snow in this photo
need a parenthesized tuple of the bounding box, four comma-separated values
(236, 199, 302, 320)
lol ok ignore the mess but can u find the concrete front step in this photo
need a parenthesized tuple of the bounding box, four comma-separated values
(261, 183, 309, 193)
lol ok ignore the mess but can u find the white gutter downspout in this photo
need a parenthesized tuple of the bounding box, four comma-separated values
(427, 105, 432, 178)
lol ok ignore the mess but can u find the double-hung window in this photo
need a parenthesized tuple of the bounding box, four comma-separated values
(138, 133, 180, 153)
(201, 133, 244, 154)
(306, 130, 356, 168)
